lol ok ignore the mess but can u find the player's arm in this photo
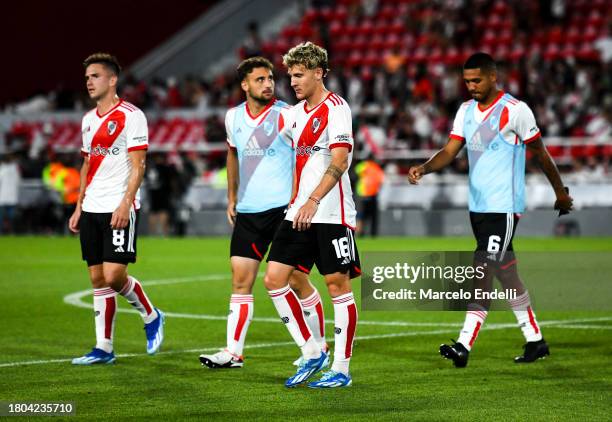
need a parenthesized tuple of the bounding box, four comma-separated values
(68, 154, 89, 233)
(111, 149, 146, 229)
(226, 146, 239, 226)
(526, 138, 573, 212)
(293, 146, 349, 231)
(408, 138, 464, 184)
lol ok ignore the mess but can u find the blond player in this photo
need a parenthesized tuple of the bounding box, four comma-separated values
(264, 42, 360, 388)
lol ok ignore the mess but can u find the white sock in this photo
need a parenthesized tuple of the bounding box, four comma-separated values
(300, 289, 327, 351)
(268, 285, 319, 359)
(226, 294, 253, 357)
(119, 276, 158, 324)
(331, 292, 358, 375)
(508, 291, 543, 342)
(93, 287, 117, 353)
(457, 304, 488, 351)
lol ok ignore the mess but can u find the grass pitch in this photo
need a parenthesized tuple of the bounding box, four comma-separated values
(0, 236, 610, 420)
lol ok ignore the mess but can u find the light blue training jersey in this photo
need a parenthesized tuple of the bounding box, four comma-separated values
(225, 99, 293, 213)
(461, 93, 540, 213)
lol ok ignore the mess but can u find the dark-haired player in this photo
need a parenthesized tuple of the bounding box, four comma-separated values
(199, 57, 327, 369)
(69, 53, 164, 364)
(409, 52, 573, 367)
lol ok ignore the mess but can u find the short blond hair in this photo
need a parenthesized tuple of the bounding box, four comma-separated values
(282, 42, 329, 74)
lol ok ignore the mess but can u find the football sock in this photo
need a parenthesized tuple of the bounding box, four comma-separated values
(331, 292, 358, 375)
(268, 285, 320, 359)
(93, 287, 117, 353)
(508, 291, 543, 342)
(457, 304, 488, 351)
(226, 294, 253, 357)
(119, 275, 158, 324)
(300, 289, 327, 351)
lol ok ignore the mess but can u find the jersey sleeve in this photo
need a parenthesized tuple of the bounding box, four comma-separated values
(81, 115, 90, 157)
(512, 102, 541, 144)
(328, 103, 353, 152)
(449, 103, 468, 142)
(225, 109, 236, 149)
(278, 105, 295, 148)
(126, 110, 149, 152)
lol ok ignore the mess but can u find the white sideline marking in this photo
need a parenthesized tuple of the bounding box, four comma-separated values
(63, 274, 462, 328)
(63, 274, 612, 328)
(2, 317, 610, 369)
(0, 274, 602, 369)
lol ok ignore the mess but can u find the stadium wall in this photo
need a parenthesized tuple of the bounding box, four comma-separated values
(168, 209, 612, 237)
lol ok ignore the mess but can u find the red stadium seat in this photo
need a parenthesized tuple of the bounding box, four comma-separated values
(546, 145, 566, 159)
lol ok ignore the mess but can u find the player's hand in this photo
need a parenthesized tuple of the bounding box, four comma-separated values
(554, 189, 573, 215)
(293, 199, 318, 231)
(68, 206, 81, 233)
(227, 201, 237, 226)
(111, 202, 130, 229)
(408, 165, 425, 185)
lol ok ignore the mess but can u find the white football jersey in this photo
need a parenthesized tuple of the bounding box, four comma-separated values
(284, 92, 357, 228)
(450, 91, 541, 145)
(81, 100, 148, 213)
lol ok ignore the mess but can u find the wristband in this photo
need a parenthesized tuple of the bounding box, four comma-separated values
(308, 196, 320, 205)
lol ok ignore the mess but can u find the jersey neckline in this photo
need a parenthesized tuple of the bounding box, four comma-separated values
(96, 99, 123, 118)
(304, 92, 333, 113)
(245, 98, 276, 120)
(477, 90, 504, 112)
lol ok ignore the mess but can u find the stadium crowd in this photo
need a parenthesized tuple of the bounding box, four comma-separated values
(1, 0, 611, 235)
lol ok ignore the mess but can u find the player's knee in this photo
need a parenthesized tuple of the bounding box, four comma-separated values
(324, 273, 351, 297)
(232, 273, 255, 293)
(90, 274, 106, 288)
(288, 272, 309, 294)
(288, 277, 302, 295)
(263, 272, 284, 291)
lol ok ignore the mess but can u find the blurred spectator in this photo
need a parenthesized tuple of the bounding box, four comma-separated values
(0, 152, 21, 234)
(241, 21, 263, 59)
(146, 152, 180, 236)
(355, 156, 384, 237)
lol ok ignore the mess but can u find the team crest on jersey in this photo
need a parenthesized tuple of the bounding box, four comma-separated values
(107, 120, 118, 136)
(263, 120, 274, 136)
(312, 118, 321, 133)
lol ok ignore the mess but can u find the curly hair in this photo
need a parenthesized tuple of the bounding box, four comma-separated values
(83, 52, 122, 76)
(282, 42, 329, 74)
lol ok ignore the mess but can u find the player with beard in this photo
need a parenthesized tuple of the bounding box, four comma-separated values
(199, 57, 328, 369)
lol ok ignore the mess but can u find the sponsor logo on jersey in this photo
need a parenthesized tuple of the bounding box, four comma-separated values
(107, 120, 118, 136)
(295, 145, 322, 156)
(91, 145, 121, 157)
(312, 118, 321, 133)
(281, 317, 290, 324)
(467, 133, 486, 152)
(334, 327, 342, 334)
(334, 134, 352, 143)
(243, 135, 276, 157)
(94, 311, 100, 317)
(83, 126, 90, 134)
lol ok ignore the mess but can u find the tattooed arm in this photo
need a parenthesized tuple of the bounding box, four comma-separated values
(293, 146, 349, 231)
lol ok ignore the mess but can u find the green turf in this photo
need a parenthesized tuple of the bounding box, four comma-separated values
(0, 236, 610, 421)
